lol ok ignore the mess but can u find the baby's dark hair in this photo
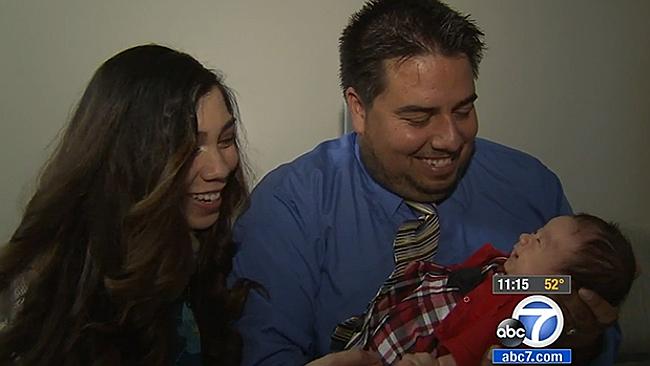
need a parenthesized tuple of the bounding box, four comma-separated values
(566, 213, 636, 306)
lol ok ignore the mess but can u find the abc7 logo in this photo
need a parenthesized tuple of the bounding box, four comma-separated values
(496, 295, 564, 348)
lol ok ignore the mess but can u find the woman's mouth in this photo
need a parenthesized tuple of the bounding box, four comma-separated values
(188, 191, 222, 213)
(191, 191, 221, 203)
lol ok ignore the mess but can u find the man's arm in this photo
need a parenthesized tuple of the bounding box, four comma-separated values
(230, 183, 321, 366)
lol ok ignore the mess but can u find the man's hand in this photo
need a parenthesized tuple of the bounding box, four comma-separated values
(551, 288, 617, 363)
(480, 345, 500, 366)
(578, 288, 618, 325)
(305, 350, 382, 366)
(553, 289, 616, 344)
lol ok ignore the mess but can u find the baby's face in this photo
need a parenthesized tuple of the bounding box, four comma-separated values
(504, 216, 582, 275)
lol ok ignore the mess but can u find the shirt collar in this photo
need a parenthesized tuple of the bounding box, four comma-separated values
(351, 133, 405, 216)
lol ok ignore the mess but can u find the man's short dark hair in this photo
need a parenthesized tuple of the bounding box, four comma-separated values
(339, 0, 486, 106)
(569, 213, 637, 306)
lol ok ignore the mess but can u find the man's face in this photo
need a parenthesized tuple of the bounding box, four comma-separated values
(349, 53, 478, 202)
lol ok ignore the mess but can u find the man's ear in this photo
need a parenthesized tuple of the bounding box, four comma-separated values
(345, 87, 366, 135)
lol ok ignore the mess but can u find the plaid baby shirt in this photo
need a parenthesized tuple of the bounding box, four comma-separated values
(333, 245, 507, 365)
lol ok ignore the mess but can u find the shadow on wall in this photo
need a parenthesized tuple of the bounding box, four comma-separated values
(616, 225, 650, 364)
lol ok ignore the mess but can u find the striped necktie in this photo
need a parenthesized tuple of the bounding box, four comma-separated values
(381, 201, 440, 290)
(329, 201, 440, 349)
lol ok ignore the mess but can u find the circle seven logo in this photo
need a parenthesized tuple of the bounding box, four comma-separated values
(511, 295, 564, 348)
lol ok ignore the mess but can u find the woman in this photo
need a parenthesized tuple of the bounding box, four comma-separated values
(0, 45, 252, 365)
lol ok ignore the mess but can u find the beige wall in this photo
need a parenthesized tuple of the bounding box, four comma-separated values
(0, 0, 365, 241)
(452, 0, 649, 234)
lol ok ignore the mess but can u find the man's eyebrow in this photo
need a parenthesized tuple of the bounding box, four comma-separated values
(394, 93, 478, 115)
(394, 105, 439, 115)
(453, 93, 478, 109)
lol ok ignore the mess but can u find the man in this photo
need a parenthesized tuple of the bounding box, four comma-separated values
(231, 1, 617, 364)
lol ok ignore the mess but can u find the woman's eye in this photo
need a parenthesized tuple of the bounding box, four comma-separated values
(195, 145, 208, 154)
(218, 136, 236, 148)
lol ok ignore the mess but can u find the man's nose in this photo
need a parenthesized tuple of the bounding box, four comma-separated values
(429, 114, 462, 152)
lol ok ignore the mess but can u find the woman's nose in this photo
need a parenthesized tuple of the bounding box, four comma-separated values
(200, 149, 230, 181)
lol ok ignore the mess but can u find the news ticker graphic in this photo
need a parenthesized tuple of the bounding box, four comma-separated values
(492, 349, 572, 364)
(495, 295, 571, 364)
(492, 275, 571, 294)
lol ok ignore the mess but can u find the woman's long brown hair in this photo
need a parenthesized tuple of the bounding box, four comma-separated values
(0, 45, 252, 365)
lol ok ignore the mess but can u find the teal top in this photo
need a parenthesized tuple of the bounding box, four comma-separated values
(174, 299, 202, 365)
(175, 234, 202, 365)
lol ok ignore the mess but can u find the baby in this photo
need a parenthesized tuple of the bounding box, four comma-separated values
(335, 214, 636, 365)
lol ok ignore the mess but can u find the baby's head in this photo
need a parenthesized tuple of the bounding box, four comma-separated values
(504, 214, 636, 306)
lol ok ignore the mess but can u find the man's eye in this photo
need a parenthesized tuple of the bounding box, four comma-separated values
(403, 116, 430, 125)
(454, 104, 474, 117)
(454, 107, 473, 118)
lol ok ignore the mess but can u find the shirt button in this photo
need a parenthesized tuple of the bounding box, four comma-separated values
(463, 296, 470, 303)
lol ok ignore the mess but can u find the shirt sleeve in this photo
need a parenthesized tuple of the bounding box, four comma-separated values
(588, 326, 620, 365)
(549, 170, 573, 216)
(436, 311, 502, 366)
(434, 272, 518, 366)
(230, 177, 321, 366)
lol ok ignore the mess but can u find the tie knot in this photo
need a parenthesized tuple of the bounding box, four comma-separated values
(405, 201, 436, 217)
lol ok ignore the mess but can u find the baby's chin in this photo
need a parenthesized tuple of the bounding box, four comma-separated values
(503, 257, 517, 275)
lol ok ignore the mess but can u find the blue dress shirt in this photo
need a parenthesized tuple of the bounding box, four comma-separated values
(231, 133, 617, 365)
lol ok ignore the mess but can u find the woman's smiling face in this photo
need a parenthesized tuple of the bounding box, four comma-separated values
(183, 87, 239, 230)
